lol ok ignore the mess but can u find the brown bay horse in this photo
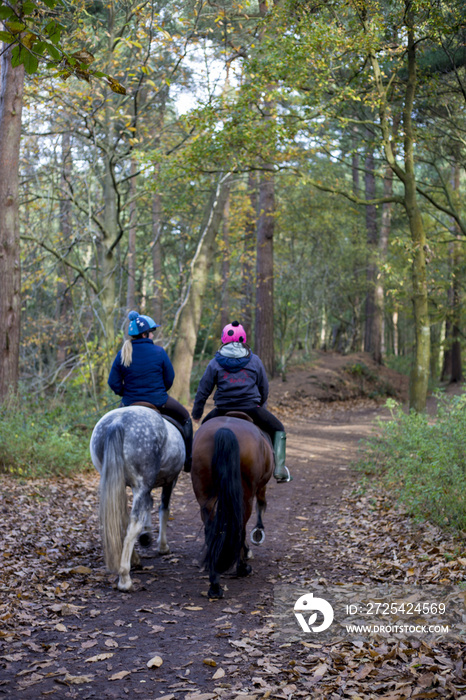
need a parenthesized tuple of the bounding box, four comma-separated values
(191, 412, 274, 599)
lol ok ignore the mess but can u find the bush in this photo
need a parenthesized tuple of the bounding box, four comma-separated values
(0, 392, 96, 478)
(357, 394, 466, 533)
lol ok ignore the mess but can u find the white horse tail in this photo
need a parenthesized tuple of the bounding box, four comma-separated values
(99, 423, 128, 573)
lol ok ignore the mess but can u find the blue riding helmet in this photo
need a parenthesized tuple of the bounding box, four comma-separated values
(128, 310, 160, 337)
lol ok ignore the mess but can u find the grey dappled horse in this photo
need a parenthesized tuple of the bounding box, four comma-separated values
(90, 406, 185, 591)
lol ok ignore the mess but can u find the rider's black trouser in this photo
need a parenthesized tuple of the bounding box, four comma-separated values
(202, 406, 284, 442)
(157, 396, 190, 424)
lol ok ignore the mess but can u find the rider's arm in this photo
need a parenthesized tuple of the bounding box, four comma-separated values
(160, 348, 175, 390)
(108, 353, 124, 396)
(256, 357, 269, 406)
(192, 361, 217, 420)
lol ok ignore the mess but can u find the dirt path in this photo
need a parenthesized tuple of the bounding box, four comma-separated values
(1, 392, 465, 699)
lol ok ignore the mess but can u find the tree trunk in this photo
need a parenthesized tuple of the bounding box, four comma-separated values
(0, 49, 24, 401)
(363, 145, 380, 360)
(450, 161, 462, 383)
(100, 148, 119, 354)
(151, 185, 163, 326)
(404, 11, 430, 412)
(220, 190, 231, 329)
(170, 173, 232, 404)
(373, 163, 394, 364)
(241, 173, 256, 342)
(367, 2, 430, 410)
(255, 169, 275, 376)
(126, 159, 137, 314)
(57, 131, 73, 369)
(349, 128, 362, 351)
(95, 5, 122, 375)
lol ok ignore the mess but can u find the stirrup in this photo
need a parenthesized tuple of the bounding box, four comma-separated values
(275, 466, 292, 483)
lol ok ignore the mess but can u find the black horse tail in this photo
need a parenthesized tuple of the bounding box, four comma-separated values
(204, 427, 244, 576)
(99, 423, 128, 573)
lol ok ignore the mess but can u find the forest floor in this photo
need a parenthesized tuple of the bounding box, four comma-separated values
(1, 351, 465, 700)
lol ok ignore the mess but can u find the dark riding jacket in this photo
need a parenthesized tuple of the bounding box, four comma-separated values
(108, 338, 174, 407)
(192, 346, 268, 420)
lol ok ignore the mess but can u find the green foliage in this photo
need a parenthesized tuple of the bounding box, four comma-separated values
(0, 0, 125, 92)
(357, 394, 466, 533)
(0, 392, 94, 478)
(384, 354, 413, 377)
(344, 362, 398, 399)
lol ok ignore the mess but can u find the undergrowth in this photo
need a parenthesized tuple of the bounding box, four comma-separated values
(0, 392, 104, 478)
(356, 393, 466, 534)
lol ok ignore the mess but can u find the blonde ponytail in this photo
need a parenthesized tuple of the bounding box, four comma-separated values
(121, 339, 133, 367)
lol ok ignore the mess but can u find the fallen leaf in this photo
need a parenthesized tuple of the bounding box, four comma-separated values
(203, 658, 217, 667)
(109, 670, 131, 681)
(70, 565, 92, 574)
(212, 667, 225, 679)
(85, 653, 114, 662)
(64, 673, 94, 684)
(104, 639, 118, 648)
(147, 655, 163, 668)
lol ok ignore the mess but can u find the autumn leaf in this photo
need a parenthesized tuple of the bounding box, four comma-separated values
(147, 655, 163, 668)
(64, 673, 94, 684)
(203, 658, 217, 667)
(109, 670, 131, 681)
(85, 653, 114, 663)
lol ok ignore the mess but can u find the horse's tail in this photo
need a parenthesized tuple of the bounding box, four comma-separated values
(204, 427, 244, 575)
(99, 423, 128, 573)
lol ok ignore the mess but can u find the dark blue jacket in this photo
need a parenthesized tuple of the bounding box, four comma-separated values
(192, 349, 268, 420)
(108, 338, 174, 407)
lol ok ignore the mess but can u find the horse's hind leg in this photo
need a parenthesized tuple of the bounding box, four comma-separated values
(138, 509, 153, 549)
(118, 490, 152, 592)
(251, 486, 267, 546)
(236, 527, 252, 578)
(157, 482, 175, 555)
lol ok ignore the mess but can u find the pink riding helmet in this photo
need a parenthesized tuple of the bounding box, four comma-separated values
(221, 321, 247, 344)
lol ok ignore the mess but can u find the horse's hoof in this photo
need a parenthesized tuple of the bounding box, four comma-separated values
(157, 545, 170, 556)
(236, 562, 252, 578)
(251, 527, 265, 545)
(117, 577, 133, 592)
(208, 584, 224, 599)
(139, 533, 152, 548)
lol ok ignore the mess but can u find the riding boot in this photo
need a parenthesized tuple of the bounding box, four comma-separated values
(273, 431, 292, 483)
(182, 418, 193, 472)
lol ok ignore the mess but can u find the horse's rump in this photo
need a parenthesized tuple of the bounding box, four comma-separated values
(192, 416, 273, 497)
(90, 406, 184, 591)
(192, 415, 274, 598)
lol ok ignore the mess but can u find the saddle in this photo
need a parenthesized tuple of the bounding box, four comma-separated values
(131, 401, 161, 412)
(224, 411, 272, 447)
(130, 401, 184, 437)
(225, 410, 254, 423)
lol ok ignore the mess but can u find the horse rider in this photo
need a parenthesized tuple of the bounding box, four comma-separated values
(191, 321, 292, 483)
(108, 310, 193, 472)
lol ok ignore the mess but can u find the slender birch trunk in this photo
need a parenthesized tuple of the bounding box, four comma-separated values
(170, 173, 232, 404)
(0, 47, 24, 401)
(363, 145, 380, 360)
(241, 173, 256, 342)
(255, 168, 275, 376)
(126, 159, 137, 314)
(220, 191, 231, 329)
